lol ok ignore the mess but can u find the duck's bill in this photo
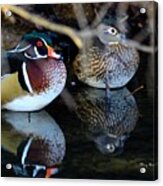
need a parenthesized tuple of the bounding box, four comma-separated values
(45, 167, 59, 178)
(47, 46, 61, 59)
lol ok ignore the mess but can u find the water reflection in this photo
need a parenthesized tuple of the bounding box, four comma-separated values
(1, 110, 66, 178)
(74, 87, 139, 155)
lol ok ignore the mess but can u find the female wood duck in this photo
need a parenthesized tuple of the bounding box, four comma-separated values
(73, 24, 139, 89)
(1, 31, 67, 111)
(74, 87, 139, 154)
(2, 110, 66, 178)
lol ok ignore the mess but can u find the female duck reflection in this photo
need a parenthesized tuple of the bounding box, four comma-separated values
(2, 110, 66, 178)
(74, 87, 139, 155)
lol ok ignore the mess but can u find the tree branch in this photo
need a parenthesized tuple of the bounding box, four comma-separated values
(1, 4, 83, 49)
(1, 4, 155, 53)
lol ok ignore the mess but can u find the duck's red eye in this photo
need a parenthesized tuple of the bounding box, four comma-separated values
(36, 41, 43, 47)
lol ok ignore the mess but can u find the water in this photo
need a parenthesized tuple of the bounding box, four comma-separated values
(46, 83, 157, 180)
(1, 78, 157, 180)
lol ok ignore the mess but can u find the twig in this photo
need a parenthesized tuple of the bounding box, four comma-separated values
(124, 85, 144, 98)
(133, 26, 151, 42)
(131, 85, 144, 95)
(116, 3, 129, 33)
(73, 4, 88, 29)
(122, 39, 156, 53)
(1, 4, 156, 53)
(79, 28, 155, 53)
(72, 4, 94, 67)
(1, 4, 83, 49)
(78, 28, 97, 38)
(91, 3, 113, 28)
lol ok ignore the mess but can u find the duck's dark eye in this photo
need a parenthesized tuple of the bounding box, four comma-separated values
(37, 46, 47, 55)
(107, 27, 118, 36)
(106, 143, 115, 153)
(35, 40, 47, 55)
(36, 41, 43, 47)
(111, 28, 116, 34)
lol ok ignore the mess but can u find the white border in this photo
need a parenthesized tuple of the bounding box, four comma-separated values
(0, 0, 162, 186)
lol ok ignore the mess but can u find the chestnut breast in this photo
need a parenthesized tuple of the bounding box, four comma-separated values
(26, 58, 64, 93)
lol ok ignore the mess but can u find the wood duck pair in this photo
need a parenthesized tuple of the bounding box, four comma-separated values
(1, 31, 67, 111)
(73, 24, 139, 89)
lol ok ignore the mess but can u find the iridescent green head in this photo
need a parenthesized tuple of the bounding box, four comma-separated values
(8, 31, 62, 60)
(24, 31, 53, 46)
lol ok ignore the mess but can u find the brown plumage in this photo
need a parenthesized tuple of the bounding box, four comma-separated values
(73, 24, 139, 89)
(74, 87, 139, 154)
(26, 58, 65, 93)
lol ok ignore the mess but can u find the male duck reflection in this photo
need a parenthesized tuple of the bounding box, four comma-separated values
(2, 110, 66, 178)
(74, 87, 139, 155)
(1, 31, 67, 111)
(73, 24, 139, 89)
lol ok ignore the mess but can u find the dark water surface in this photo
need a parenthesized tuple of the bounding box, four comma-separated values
(48, 85, 157, 180)
(2, 78, 157, 180)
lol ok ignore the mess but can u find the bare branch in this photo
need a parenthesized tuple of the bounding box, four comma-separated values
(91, 3, 113, 28)
(1, 4, 155, 54)
(73, 4, 88, 29)
(1, 4, 83, 49)
(116, 3, 129, 33)
(122, 39, 156, 53)
(78, 29, 97, 38)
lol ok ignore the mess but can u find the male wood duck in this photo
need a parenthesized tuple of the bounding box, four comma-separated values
(1, 31, 67, 111)
(74, 87, 139, 154)
(73, 24, 139, 89)
(2, 110, 66, 178)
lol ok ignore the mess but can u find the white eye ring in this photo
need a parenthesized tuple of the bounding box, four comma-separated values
(106, 144, 115, 153)
(107, 27, 118, 36)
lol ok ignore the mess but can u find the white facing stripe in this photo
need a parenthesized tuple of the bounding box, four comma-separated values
(24, 48, 47, 60)
(16, 44, 32, 52)
(32, 165, 46, 177)
(39, 38, 48, 46)
(21, 137, 33, 164)
(22, 62, 34, 93)
(8, 44, 32, 53)
(34, 46, 47, 59)
(39, 38, 61, 59)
